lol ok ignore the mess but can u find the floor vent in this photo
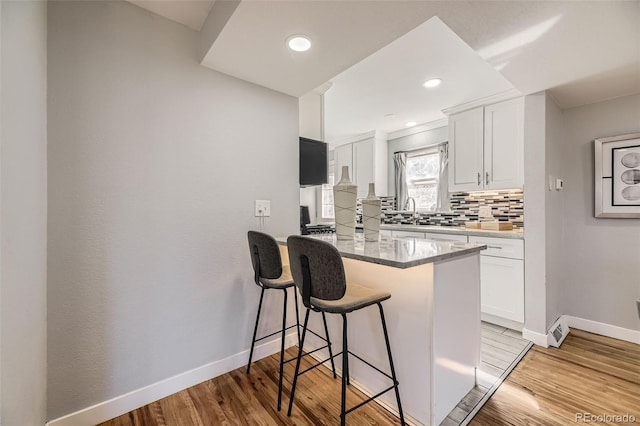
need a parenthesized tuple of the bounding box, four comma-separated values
(548, 317, 569, 347)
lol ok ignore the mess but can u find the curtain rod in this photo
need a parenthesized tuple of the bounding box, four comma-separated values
(393, 140, 448, 155)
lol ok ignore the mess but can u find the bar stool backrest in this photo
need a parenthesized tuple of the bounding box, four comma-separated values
(247, 231, 283, 284)
(287, 236, 347, 308)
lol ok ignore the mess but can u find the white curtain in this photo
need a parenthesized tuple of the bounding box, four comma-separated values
(394, 152, 408, 211)
(437, 142, 450, 211)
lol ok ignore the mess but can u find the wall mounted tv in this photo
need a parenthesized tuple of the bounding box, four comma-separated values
(299, 137, 328, 186)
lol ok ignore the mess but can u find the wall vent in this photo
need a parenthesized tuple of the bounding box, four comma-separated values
(547, 317, 570, 347)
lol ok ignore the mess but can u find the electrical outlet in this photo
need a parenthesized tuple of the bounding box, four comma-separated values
(255, 200, 271, 217)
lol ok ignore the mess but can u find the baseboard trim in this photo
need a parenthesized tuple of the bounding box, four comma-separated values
(521, 328, 549, 347)
(564, 315, 640, 344)
(46, 333, 298, 426)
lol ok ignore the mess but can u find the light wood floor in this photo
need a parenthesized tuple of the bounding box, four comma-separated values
(100, 329, 640, 426)
(98, 346, 401, 425)
(441, 322, 532, 426)
(471, 328, 640, 426)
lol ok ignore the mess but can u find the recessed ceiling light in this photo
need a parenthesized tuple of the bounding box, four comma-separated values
(405, 121, 417, 127)
(423, 78, 442, 88)
(287, 35, 311, 52)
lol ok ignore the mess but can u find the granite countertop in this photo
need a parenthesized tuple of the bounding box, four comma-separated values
(355, 224, 524, 240)
(276, 234, 486, 269)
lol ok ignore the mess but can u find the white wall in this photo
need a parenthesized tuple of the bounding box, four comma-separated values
(560, 93, 640, 331)
(544, 95, 565, 327)
(523, 92, 547, 339)
(387, 126, 448, 197)
(47, 1, 298, 419)
(1, 1, 48, 425)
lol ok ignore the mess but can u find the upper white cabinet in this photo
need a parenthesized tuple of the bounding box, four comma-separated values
(448, 97, 524, 192)
(334, 131, 388, 197)
(449, 107, 485, 191)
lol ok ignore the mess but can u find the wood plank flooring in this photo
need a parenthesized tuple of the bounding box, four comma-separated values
(98, 347, 401, 426)
(100, 328, 640, 426)
(471, 328, 640, 426)
(440, 322, 532, 426)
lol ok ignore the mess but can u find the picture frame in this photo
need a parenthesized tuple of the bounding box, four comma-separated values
(594, 133, 640, 218)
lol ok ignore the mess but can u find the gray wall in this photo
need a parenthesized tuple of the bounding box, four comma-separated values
(560, 93, 640, 330)
(387, 126, 448, 197)
(1, 1, 48, 425)
(47, 1, 298, 419)
(523, 92, 547, 337)
(544, 95, 565, 328)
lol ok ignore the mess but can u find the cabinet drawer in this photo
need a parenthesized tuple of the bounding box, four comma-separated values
(469, 236, 523, 259)
(424, 232, 468, 243)
(391, 230, 426, 239)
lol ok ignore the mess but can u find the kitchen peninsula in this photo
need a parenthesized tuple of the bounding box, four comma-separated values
(277, 234, 486, 425)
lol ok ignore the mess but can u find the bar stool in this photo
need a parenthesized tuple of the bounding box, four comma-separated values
(286, 235, 405, 425)
(246, 231, 337, 411)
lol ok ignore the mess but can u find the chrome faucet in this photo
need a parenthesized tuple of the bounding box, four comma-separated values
(404, 197, 417, 224)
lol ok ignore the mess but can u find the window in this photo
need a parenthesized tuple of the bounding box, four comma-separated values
(321, 156, 335, 219)
(406, 148, 440, 211)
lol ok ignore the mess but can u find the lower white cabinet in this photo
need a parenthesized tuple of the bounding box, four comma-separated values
(383, 230, 525, 326)
(423, 232, 468, 243)
(391, 230, 426, 238)
(478, 256, 524, 323)
(469, 236, 524, 324)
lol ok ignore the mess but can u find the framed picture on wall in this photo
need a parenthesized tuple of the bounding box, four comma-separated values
(594, 133, 640, 218)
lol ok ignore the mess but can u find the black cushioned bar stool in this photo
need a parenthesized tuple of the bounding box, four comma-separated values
(286, 235, 405, 425)
(246, 231, 337, 411)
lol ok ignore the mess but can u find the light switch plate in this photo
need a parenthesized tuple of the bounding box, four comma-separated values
(255, 200, 271, 217)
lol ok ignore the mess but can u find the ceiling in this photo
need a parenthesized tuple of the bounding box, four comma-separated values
(128, 0, 214, 31)
(128, 1, 640, 139)
(324, 17, 515, 141)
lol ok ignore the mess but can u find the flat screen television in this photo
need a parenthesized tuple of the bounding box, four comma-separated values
(299, 137, 327, 186)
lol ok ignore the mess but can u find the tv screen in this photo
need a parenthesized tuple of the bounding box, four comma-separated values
(299, 137, 327, 186)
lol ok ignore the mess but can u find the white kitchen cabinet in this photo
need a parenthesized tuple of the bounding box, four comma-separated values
(333, 131, 388, 197)
(448, 97, 524, 192)
(484, 98, 524, 190)
(448, 107, 484, 191)
(423, 232, 468, 243)
(391, 230, 426, 239)
(469, 236, 524, 326)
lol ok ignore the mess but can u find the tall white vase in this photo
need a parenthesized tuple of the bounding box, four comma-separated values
(362, 183, 381, 242)
(333, 166, 357, 240)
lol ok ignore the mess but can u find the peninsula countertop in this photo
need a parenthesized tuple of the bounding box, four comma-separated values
(276, 234, 486, 269)
(355, 224, 525, 239)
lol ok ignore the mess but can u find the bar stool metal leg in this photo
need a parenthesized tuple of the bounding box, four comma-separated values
(378, 302, 405, 425)
(340, 313, 348, 426)
(277, 288, 288, 410)
(294, 286, 301, 346)
(322, 312, 337, 378)
(246, 286, 265, 374)
(287, 308, 311, 416)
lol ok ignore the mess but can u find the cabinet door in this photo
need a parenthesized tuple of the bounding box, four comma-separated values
(424, 232, 468, 243)
(449, 107, 484, 192)
(354, 139, 374, 197)
(334, 143, 353, 185)
(391, 230, 426, 239)
(480, 256, 524, 323)
(484, 98, 524, 190)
